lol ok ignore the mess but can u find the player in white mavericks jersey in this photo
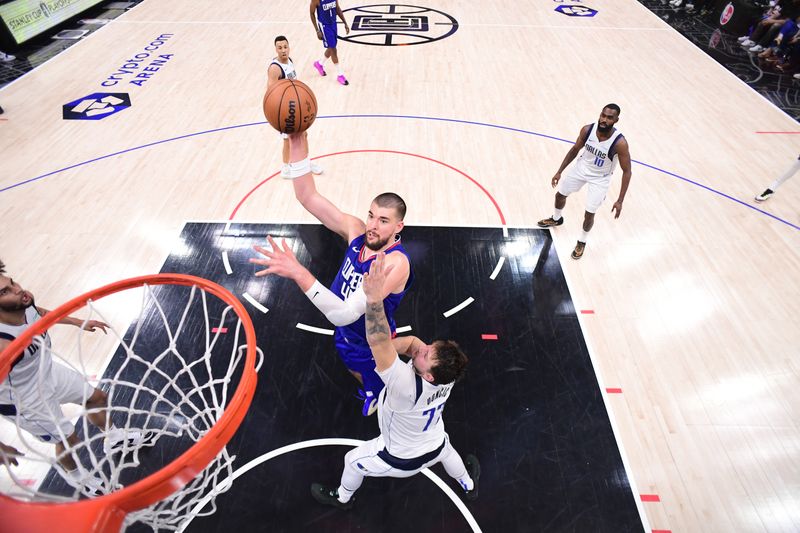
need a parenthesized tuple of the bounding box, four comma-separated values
(0, 260, 146, 494)
(266, 35, 323, 178)
(310, 253, 480, 509)
(538, 104, 633, 260)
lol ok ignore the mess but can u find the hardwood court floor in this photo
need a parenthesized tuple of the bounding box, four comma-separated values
(1, 1, 798, 531)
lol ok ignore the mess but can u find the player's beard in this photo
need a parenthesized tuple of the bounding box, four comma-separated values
(365, 233, 391, 251)
(0, 293, 34, 312)
(597, 121, 612, 133)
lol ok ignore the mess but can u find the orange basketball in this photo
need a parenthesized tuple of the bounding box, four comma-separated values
(262, 78, 317, 134)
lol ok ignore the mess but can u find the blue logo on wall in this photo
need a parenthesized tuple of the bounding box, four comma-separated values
(62, 93, 132, 120)
(555, 5, 598, 16)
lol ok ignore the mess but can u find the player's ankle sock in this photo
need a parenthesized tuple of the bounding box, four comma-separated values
(337, 65, 345, 76)
(337, 484, 354, 503)
(579, 230, 589, 242)
(553, 208, 563, 221)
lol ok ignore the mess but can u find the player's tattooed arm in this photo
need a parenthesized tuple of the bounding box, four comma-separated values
(366, 301, 390, 345)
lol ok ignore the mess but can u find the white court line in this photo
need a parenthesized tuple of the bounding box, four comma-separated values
(489, 257, 505, 280)
(177, 438, 482, 533)
(224, 220, 232, 233)
(396, 325, 412, 333)
(502, 225, 508, 238)
(242, 292, 268, 314)
(221, 251, 232, 275)
(443, 297, 474, 318)
(296, 323, 334, 335)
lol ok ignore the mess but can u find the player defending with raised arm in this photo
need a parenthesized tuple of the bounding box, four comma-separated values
(251, 132, 412, 416)
(310, 253, 479, 509)
(537, 104, 632, 260)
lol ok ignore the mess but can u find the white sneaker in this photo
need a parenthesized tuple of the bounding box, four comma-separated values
(749, 45, 764, 53)
(310, 162, 324, 175)
(754, 188, 773, 202)
(280, 164, 290, 178)
(103, 428, 150, 454)
(738, 35, 750, 42)
(0, 52, 14, 62)
(741, 39, 754, 47)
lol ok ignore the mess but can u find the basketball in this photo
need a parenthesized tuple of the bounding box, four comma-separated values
(262, 78, 317, 134)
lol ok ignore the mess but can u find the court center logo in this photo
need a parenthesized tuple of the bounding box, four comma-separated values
(62, 93, 131, 120)
(340, 4, 458, 46)
(555, 5, 598, 16)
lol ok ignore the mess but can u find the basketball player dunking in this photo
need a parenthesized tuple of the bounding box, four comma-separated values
(250, 133, 413, 416)
(538, 104, 633, 259)
(266, 35, 323, 178)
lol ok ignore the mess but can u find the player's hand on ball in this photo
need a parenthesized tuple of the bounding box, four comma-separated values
(251, 236, 304, 281)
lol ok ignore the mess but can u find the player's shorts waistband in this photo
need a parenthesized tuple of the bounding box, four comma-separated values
(377, 438, 446, 471)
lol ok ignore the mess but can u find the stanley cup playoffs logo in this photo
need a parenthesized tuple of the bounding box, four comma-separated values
(340, 4, 458, 46)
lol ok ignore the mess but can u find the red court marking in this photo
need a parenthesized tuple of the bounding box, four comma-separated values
(580, 309, 595, 314)
(212, 327, 228, 333)
(605, 388, 623, 394)
(640, 494, 661, 502)
(652, 530, 673, 533)
(481, 334, 498, 340)
(229, 150, 506, 225)
(755, 131, 800, 134)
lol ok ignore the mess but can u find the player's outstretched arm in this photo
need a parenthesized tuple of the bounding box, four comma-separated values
(363, 253, 398, 372)
(552, 125, 590, 187)
(287, 133, 365, 242)
(611, 138, 632, 219)
(35, 307, 108, 333)
(251, 236, 366, 326)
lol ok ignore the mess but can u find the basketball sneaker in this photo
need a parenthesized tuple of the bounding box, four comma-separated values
(462, 454, 480, 501)
(313, 60, 326, 76)
(311, 162, 324, 175)
(754, 188, 774, 202)
(537, 216, 564, 228)
(0, 51, 14, 62)
(357, 389, 378, 416)
(103, 428, 152, 454)
(571, 241, 586, 260)
(311, 483, 354, 510)
(337, 74, 349, 86)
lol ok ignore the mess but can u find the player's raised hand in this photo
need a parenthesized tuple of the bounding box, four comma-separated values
(363, 253, 394, 303)
(251, 236, 306, 281)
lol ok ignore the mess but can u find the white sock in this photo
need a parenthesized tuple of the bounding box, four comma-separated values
(319, 56, 328, 65)
(579, 230, 589, 243)
(337, 484, 354, 503)
(336, 64, 344, 76)
(769, 157, 800, 191)
(553, 208, 563, 221)
(458, 475, 475, 491)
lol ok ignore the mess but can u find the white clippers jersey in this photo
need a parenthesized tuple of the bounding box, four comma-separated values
(377, 358, 454, 459)
(0, 307, 53, 398)
(269, 57, 296, 80)
(575, 123, 624, 179)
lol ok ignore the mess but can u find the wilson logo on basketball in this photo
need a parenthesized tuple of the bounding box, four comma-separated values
(720, 3, 734, 25)
(285, 100, 297, 133)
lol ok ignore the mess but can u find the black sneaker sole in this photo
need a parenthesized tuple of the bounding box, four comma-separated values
(311, 483, 354, 510)
(464, 454, 480, 501)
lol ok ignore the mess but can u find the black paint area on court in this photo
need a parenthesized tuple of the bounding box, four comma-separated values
(46, 222, 643, 532)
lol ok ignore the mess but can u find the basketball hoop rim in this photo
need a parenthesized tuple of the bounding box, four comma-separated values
(0, 273, 259, 529)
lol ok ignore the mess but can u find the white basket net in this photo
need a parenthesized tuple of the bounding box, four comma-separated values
(0, 281, 260, 531)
